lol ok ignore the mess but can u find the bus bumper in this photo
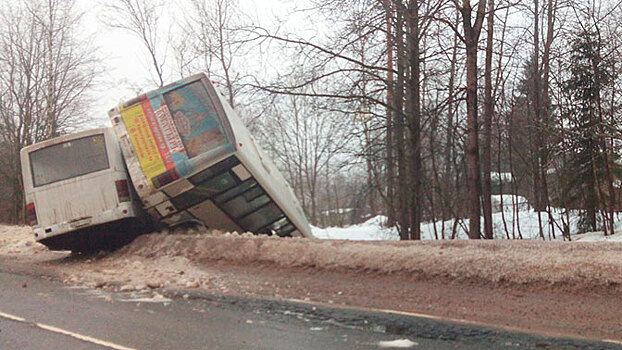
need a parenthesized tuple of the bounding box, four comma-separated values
(32, 202, 142, 243)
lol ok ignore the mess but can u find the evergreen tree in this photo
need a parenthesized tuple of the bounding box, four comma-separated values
(560, 28, 617, 232)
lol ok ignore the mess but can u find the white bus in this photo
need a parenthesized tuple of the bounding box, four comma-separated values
(20, 127, 149, 251)
(108, 73, 313, 237)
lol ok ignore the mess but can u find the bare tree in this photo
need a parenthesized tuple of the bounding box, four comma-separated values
(0, 0, 98, 223)
(453, 0, 487, 239)
(482, 0, 495, 239)
(103, 0, 167, 87)
(253, 73, 352, 225)
(178, 0, 252, 108)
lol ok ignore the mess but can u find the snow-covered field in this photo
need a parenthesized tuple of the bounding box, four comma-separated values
(312, 216, 398, 241)
(313, 196, 622, 242)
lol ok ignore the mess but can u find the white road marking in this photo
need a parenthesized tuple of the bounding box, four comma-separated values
(0, 311, 26, 322)
(36, 323, 136, 350)
(0, 310, 137, 350)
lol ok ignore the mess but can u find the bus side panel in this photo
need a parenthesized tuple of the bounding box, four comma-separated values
(215, 93, 314, 238)
(110, 74, 313, 237)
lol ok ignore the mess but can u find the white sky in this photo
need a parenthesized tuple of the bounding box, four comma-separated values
(75, 0, 310, 129)
(79, 1, 143, 127)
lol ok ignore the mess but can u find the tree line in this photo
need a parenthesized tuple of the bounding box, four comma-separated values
(247, 0, 622, 239)
(1, 0, 621, 240)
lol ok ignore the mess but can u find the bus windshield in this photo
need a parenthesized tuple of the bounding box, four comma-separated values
(164, 81, 228, 158)
(29, 134, 110, 187)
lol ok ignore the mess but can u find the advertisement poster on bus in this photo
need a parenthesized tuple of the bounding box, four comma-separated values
(119, 80, 230, 188)
(120, 97, 188, 187)
(164, 82, 228, 158)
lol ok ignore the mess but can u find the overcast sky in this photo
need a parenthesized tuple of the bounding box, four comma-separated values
(73, 0, 308, 128)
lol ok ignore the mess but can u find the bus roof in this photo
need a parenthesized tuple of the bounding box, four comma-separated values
(21, 127, 114, 155)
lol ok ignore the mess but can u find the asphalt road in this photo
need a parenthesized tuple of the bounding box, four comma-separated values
(0, 269, 619, 350)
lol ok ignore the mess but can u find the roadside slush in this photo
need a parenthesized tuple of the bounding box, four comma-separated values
(1, 225, 621, 343)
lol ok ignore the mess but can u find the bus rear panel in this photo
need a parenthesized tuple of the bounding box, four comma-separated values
(109, 73, 313, 237)
(20, 128, 149, 251)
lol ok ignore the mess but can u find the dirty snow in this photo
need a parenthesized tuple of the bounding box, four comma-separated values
(114, 234, 622, 287)
(1, 223, 621, 341)
(1, 208, 621, 298)
(0, 225, 50, 255)
(119, 293, 172, 303)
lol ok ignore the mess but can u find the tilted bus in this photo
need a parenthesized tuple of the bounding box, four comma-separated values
(108, 73, 313, 237)
(20, 127, 150, 251)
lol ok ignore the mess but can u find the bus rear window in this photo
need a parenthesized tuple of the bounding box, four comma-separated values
(30, 134, 110, 187)
(164, 81, 228, 158)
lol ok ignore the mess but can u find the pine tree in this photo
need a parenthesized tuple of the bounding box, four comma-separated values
(560, 28, 617, 232)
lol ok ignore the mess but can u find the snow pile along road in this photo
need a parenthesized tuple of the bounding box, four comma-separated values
(2, 225, 621, 341)
(0, 225, 49, 255)
(113, 232, 622, 290)
(2, 224, 621, 293)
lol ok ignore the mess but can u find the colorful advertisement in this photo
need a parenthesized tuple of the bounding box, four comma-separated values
(120, 98, 187, 188)
(164, 82, 227, 158)
(120, 80, 230, 189)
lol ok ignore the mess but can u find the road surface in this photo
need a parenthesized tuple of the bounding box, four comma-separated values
(0, 269, 618, 349)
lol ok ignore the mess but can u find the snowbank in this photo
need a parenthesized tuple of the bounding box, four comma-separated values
(113, 233, 622, 289)
(312, 216, 398, 240)
(0, 225, 48, 255)
(569, 231, 622, 242)
(1, 223, 621, 295)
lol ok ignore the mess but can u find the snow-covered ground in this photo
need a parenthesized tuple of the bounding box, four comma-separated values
(2, 223, 621, 291)
(312, 216, 398, 240)
(313, 196, 622, 242)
